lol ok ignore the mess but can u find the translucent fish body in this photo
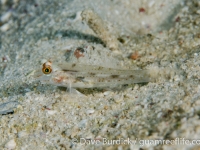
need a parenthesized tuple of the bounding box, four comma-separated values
(34, 61, 154, 88)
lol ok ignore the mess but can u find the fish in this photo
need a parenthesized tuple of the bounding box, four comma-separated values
(34, 60, 156, 89)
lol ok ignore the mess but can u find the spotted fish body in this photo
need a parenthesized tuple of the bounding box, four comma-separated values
(34, 61, 154, 88)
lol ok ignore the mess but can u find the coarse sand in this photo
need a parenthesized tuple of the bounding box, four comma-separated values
(1, 0, 200, 149)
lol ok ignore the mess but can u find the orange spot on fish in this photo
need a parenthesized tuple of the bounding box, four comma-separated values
(53, 76, 64, 83)
(139, 8, 145, 13)
(74, 47, 85, 59)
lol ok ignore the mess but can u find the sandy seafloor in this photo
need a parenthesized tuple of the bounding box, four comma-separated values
(1, 0, 200, 149)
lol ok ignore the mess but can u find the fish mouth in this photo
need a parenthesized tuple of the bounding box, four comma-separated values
(33, 69, 43, 78)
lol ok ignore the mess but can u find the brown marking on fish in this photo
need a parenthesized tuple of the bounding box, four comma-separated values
(53, 76, 65, 83)
(76, 77, 85, 81)
(111, 75, 119, 78)
(90, 72, 96, 76)
(98, 66, 103, 70)
(72, 64, 76, 67)
(62, 69, 78, 72)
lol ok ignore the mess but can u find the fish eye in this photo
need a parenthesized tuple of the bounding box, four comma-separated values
(42, 67, 52, 74)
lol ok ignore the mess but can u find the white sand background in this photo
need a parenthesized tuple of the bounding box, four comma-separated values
(1, 0, 200, 149)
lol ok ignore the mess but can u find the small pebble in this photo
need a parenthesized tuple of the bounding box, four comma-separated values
(196, 9, 200, 14)
(103, 91, 112, 96)
(1, 23, 10, 32)
(1, 12, 12, 22)
(5, 139, 16, 149)
(0, 101, 19, 115)
(86, 109, 95, 114)
(47, 110, 57, 115)
(18, 131, 28, 138)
